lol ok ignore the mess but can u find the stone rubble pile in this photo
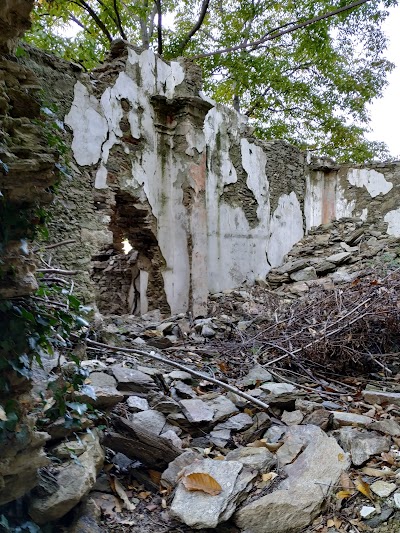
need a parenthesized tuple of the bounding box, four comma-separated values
(22, 335, 400, 533)
(265, 217, 400, 296)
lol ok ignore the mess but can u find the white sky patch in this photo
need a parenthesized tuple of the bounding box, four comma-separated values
(367, 5, 400, 158)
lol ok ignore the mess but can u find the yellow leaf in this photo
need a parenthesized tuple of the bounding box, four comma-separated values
(213, 455, 225, 461)
(262, 472, 278, 482)
(182, 472, 222, 496)
(262, 441, 284, 452)
(336, 490, 354, 500)
(338, 453, 346, 462)
(356, 476, 374, 502)
(327, 519, 335, 528)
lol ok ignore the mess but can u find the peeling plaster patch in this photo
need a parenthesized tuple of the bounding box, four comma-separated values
(384, 208, 400, 236)
(65, 81, 108, 166)
(347, 168, 393, 198)
(95, 164, 108, 189)
(267, 192, 304, 268)
(241, 139, 269, 218)
(156, 57, 185, 99)
(359, 208, 368, 221)
(335, 181, 355, 219)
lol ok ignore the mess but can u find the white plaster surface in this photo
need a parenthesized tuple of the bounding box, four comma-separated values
(65, 82, 108, 166)
(347, 168, 393, 198)
(384, 208, 400, 236)
(267, 192, 304, 268)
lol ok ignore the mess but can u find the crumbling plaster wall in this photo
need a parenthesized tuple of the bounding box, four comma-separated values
(32, 42, 400, 317)
(61, 43, 307, 315)
(305, 158, 400, 235)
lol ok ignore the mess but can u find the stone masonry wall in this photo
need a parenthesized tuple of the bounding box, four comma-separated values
(25, 41, 400, 318)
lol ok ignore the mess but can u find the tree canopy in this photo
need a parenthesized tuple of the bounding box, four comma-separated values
(28, 0, 398, 162)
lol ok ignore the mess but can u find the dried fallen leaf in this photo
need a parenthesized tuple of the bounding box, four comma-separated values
(361, 467, 395, 478)
(182, 472, 222, 496)
(262, 441, 283, 452)
(217, 361, 229, 373)
(213, 455, 225, 461)
(340, 472, 354, 491)
(355, 476, 374, 502)
(110, 476, 136, 511)
(381, 452, 395, 465)
(138, 491, 151, 500)
(262, 472, 278, 482)
(0, 406, 7, 421)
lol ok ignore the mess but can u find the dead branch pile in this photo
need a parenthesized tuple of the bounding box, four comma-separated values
(240, 269, 400, 375)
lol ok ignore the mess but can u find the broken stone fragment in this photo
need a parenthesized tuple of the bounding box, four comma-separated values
(209, 429, 231, 447)
(235, 425, 350, 533)
(281, 410, 304, 425)
(335, 427, 391, 466)
(170, 458, 256, 529)
(28, 431, 104, 524)
(290, 266, 317, 282)
(226, 447, 276, 472)
(129, 410, 166, 436)
(362, 389, 400, 407)
(214, 413, 253, 432)
(180, 399, 215, 423)
(126, 395, 150, 412)
(78, 372, 124, 408)
(261, 382, 297, 396)
(161, 450, 202, 487)
(238, 364, 273, 387)
(201, 325, 216, 338)
(205, 396, 238, 423)
(276, 259, 309, 274)
(370, 480, 396, 498)
(325, 251, 352, 264)
(168, 370, 193, 382)
(111, 365, 156, 394)
(173, 380, 197, 399)
(369, 419, 400, 436)
(331, 411, 373, 428)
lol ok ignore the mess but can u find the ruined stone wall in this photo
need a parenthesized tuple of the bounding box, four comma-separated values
(51, 42, 308, 316)
(0, 0, 56, 506)
(26, 42, 400, 318)
(305, 158, 400, 235)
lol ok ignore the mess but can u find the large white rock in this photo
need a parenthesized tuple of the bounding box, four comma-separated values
(235, 425, 350, 533)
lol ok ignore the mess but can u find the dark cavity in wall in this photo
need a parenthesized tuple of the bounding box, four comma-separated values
(91, 190, 170, 315)
(220, 143, 259, 228)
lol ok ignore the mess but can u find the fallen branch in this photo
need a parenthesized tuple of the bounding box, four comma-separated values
(33, 239, 76, 252)
(86, 338, 271, 411)
(37, 268, 80, 275)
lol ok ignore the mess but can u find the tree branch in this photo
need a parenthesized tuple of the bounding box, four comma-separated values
(192, 0, 370, 59)
(176, 0, 210, 54)
(71, 0, 113, 42)
(113, 0, 127, 39)
(68, 14, 93, 35)
(155, 0, 163, 55)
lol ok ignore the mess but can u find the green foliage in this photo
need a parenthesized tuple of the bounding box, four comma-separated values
(27, 0, 398, 162)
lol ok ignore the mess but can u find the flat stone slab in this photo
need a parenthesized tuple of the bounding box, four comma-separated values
(331, 411, 373, 428)
(111, 365, 156, 393)
(363, 390, 400, 407)
(180, 399, 215, 423)
(226, 447, 276, 472)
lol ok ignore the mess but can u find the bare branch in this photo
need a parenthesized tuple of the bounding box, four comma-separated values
(113, 0, 128, 39)
(71, 0, 113, 42)
(192, 0, 370, 59)
(155, 0, 163, 55)
(176, 0, 210, 54)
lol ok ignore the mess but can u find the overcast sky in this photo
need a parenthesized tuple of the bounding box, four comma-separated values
(367, 5, 400, 158)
